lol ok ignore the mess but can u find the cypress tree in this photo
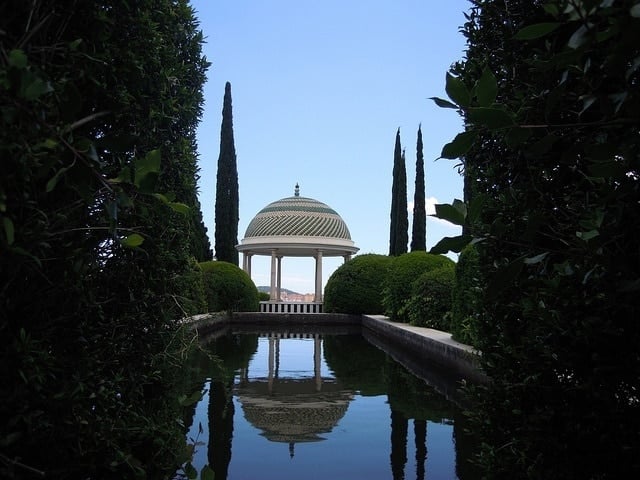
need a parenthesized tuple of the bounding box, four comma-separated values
(411, 124, 426, 251)
(397, 149, 408, 254)
(389, 129, 400, 255)
(214, 81, 239, 265)
(389, 129, 408, 256)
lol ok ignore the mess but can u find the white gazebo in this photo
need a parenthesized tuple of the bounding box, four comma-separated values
(236, 184, 359, 313)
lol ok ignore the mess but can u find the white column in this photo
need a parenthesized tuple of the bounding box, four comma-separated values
(314, 250, 323, 302)
(314, 334, 322, 392)
(343, 254, 351, 263)
(270, 249, 277, 300)
(242, 252, 248, 271)
(268, 336, 275, 394)
(247, 253, 253, 276)
(277, 256, 282, 301)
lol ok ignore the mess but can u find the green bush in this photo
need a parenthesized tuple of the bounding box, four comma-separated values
(404, 265, 455, 330)
(199, 261, 259, 312)
(258, 291, 270, 302)
(324, 254, 392, 314)
(450, 244, 482, 346)
(382, 251, 454, 323)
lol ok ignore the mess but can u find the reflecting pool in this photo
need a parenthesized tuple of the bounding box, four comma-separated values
(179, 328, 478, 480)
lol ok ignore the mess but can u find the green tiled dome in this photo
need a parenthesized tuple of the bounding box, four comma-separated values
(244, 191, 352, 240)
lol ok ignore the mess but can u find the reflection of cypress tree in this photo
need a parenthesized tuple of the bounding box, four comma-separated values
(208, 379, 234, 480)
(414, 419, 427, 480)
(390, 409, 408, 480)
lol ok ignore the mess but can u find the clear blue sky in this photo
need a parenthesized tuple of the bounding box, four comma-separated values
(191, 0, 469, 294)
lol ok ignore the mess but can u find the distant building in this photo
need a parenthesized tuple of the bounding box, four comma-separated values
(280, 291, 317, 303)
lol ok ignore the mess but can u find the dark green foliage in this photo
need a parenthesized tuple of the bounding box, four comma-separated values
(410, 125, 426, 251)
(433, 0, 640, 477)
(199, 261, 259, 312)
(214, 82, 239, 265)
(450, 244, 481, 346)
(382, 251, 454, 323)
(190, 205, 214, 262)
(389, 129, 408, 256)
(404, 265, 455, 330)
(323, 254, 392, 314)
(0, 1, 210, 477)
(258, 291, 270, 302)
(174, 257, 208, 317)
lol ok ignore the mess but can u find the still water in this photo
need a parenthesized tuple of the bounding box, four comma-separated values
(179, 328, 477, 480)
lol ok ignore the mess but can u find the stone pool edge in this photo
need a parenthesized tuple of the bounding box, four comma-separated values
(184, 312, 488, 385)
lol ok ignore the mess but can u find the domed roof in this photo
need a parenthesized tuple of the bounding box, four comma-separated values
(237, 379, 353, 444)
(237, 184, 359, 257)
(244, 184, 351, 240)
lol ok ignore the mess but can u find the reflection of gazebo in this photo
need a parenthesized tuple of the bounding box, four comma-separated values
(236, 334, 353, 457)
(236, 184, 358, 312)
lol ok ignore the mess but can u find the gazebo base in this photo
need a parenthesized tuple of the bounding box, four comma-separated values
(260, 301, 323, 314)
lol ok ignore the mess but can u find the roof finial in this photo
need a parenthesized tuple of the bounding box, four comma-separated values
(294, 183, 300, 197)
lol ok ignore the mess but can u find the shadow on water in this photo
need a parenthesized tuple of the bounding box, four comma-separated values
(178, 322, 480, 480)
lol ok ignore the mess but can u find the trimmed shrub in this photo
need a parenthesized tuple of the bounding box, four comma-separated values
(404, 265, 455, 330)
(382, 251, 454, 323)
(450, 244, 482, 346)
(258, 291, 270, 302)
(324, 254, 392, 314)
(199, 261, 259, 312)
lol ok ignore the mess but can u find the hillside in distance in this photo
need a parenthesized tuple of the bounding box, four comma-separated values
(257, 285, 300, 296)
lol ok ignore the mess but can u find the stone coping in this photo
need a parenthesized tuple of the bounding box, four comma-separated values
(361, 315, 487, 385)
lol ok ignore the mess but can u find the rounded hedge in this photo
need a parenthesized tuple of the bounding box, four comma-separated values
(199, 261, 259, 312)
(404, 265, 455, 330)
(324, 254, 392, 314)
(382, 251, 454, 323)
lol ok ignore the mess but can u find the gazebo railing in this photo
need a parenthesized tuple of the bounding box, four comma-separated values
(259, 301, 323, 314)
